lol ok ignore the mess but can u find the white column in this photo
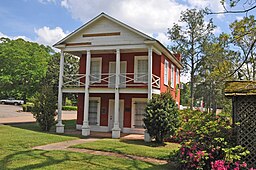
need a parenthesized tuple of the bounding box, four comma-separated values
(112, 49, 121, 138)
(82, 50, 91, 136)
(56, 49, 65, 133)
(148, 46, 153, 100)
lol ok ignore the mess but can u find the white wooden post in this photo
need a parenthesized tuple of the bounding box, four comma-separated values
(112, 49, 121, 138)
(56, 49, 65, 133)
(82, 50, 91, 136)
(148, 46, 153, 100)
(145, 46, 153, 142)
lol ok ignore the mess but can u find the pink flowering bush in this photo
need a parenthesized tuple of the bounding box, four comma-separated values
(169, 110, 253, 170)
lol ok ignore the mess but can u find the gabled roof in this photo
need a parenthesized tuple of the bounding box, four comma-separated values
(53, 12, 182, 69)
(53, 12, 154, 46)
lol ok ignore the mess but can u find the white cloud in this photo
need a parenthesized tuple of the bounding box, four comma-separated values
(0, 32, 32, 41)
(236, 16, 243, 21)
(60, 0, 188, 37)
(38, 0, 56, 4)
(154, 33, 170, 46)
(34, 26, 68, 46)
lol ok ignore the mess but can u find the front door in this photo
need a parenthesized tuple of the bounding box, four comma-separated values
(108, 99, 124, 131)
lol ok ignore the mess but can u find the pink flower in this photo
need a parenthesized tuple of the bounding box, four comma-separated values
(241, 162, 247, 167)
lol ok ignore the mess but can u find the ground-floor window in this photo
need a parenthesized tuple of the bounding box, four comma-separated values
(134, 101, 147, 128)
(89, 98, 100, 125)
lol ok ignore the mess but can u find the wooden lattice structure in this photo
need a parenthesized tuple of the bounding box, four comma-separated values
(225, 81, 256, 167)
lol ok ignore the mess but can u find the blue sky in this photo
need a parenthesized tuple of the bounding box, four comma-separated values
(1, 0, 254, 46)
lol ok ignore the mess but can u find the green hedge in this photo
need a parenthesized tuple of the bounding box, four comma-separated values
(62, 106, 77, 111)
(22, 103, 34, 112)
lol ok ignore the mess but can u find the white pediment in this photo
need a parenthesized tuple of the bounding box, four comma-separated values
(58, 14, 153, 47)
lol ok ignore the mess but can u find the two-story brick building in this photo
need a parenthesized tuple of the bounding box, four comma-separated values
(53, 13, 182, 138)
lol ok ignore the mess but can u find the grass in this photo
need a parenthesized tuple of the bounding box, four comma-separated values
(0, 121, 176, 169)
(73, 138, 180, 160)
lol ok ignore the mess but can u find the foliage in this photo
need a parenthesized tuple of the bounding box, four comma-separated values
(170, 110, 252, 169)
(62, 105, 77, 111)
(143, 93, 179, 143)
(31, 85, 57, 131)
(230, 15, 256, 81)
(180, 82, 191, 106)
(0, 38, 52, 101)
(22, 102, 34, 112)
(168, 9, 215, 109)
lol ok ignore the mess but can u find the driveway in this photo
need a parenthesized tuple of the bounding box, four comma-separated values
(0, 104, 77, 124)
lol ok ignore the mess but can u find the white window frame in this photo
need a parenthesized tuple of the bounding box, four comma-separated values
(134, 56, 148, 83)
(89, 97, 101, 126)
(171, 64, 175, 88)
(131, 98, 147, 129)
(164, 59, 169, 85)
(176, 68, 179, 85)
(108, 61, 127, 88)
(90, 57, 102, 83)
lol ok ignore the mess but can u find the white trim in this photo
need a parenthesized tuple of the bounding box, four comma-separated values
(88, 97, 101, 126)
(131, 98, 147, 129)
(176, 68, 180, 85)
(134, 56, 148, 83)
(90, 57, 102, 83)
(152, 89, 161, 94)
(76, 124, 109, 132)
(109, 61, 127, 88)
(123, 128, 144, 134)
(148, 46, 153, 99)
(164, 59, 169, 86)
(62, 44, 148, 52)
(171, 64, 175, 88)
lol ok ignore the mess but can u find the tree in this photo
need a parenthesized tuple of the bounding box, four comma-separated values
(205, 0, 256, 14)
(32, 85, 57, 131)
(195, 34, 235, 113)
(0, 38, 51, 101)
(229, 15, 256, 80)
(143, 93, 179, 143)
(168, 9, 215, 109)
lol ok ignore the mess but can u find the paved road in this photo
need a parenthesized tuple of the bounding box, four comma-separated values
(0, 104, 77, 124)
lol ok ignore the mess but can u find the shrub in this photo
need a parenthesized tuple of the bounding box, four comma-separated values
(143, 92, 179, 143)
(62, 105, 77, 111)
(31, 85, 57, 131)
(170, 110, 253, 170)
(22, 102, 34, 112)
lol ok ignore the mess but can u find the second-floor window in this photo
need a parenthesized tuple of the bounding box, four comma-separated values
(135, 56, 148, 83)
(171, 64, 175, 88)
(90, 58, 102, 83)
(164, 59, 169, 85)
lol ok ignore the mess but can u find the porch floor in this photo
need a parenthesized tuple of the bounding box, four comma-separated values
(64, 129, 144, 140)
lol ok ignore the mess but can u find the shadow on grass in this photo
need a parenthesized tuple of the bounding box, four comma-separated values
(0, 149, 176, 170)
(120, 139, 167, 147)
(6, 120, 86, 138)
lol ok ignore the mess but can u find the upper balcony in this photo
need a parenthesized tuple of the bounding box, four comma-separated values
(62, 73, 160, 93)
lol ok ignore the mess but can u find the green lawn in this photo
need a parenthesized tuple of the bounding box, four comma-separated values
(73, 138, 180, 160)
(0, 122, 176, 170)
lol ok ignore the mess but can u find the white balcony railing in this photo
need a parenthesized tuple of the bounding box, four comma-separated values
(63, 73, 160, 89)
(63, 74, 86, 87)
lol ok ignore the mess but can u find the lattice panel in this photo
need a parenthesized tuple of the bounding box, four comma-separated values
(236, 96, 256, 168)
